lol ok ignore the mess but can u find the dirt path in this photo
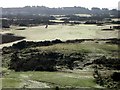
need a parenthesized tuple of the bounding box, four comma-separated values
(20, 74, 50, 88)
(22, 80, 50, 88)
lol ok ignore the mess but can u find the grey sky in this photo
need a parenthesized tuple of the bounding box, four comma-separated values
(0, 0, 119, 9)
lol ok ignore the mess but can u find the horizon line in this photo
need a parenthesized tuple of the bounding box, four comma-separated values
(0, 5, 118, 10)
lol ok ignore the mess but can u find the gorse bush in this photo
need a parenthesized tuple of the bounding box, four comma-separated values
(93, 56, 120, 89)
(9, 49, 85, 71)
(93, 56, 120, 70)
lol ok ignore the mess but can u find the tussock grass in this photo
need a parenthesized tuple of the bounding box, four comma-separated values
(34, 42, 118, 54)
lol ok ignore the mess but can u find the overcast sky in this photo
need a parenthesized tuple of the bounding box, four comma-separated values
(0, 0, 120, 9)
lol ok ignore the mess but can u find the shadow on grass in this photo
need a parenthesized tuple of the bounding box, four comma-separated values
(0, 33, 25, 44)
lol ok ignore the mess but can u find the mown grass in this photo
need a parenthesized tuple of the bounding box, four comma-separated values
(30, 72, 95, 87)
(10, 24, 118, 41)
(2, 71, 96, 88)
(2, 78, 22, 88)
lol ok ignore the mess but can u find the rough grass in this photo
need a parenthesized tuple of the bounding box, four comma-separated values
(2, 41, 118, 88)
(34, 42, 118, 55)
(1, 24, 119, 88)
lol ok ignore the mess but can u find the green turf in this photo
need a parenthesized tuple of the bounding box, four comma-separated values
(2, 71, 97, 88)
(10, 24, 118, 41)
(2, 78, 22, 88)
